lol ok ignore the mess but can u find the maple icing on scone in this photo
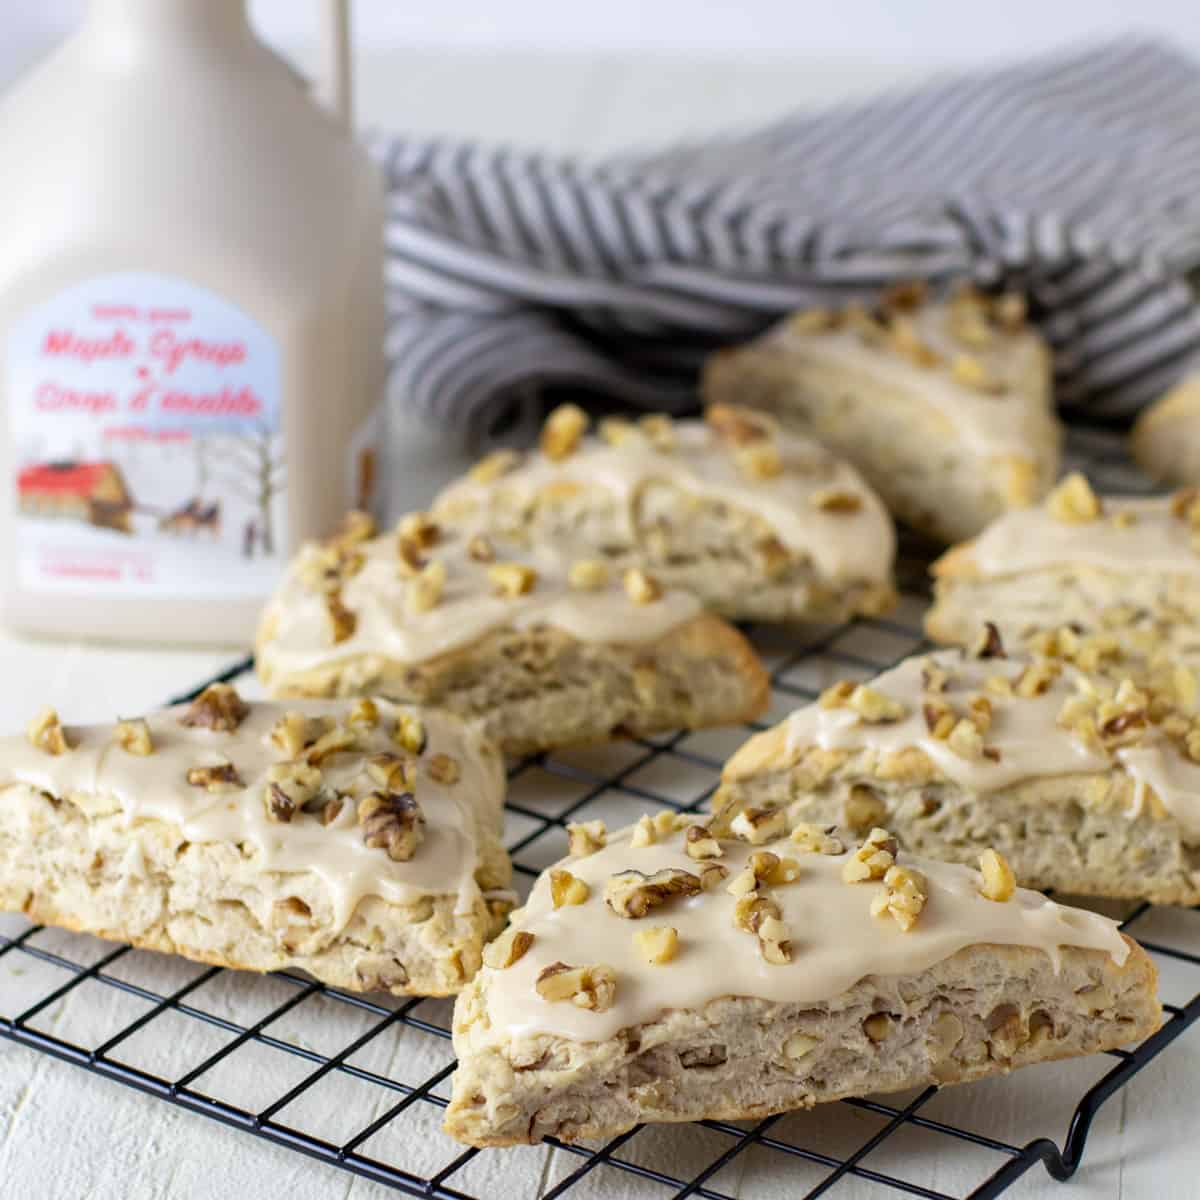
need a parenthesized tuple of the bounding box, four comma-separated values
(472, 818, 1129, 1046)
(0, 687, 504, 932)
(433, 409, 895, 587)
(767, 286, 1050, 458)
(766, 638, 1200, 838)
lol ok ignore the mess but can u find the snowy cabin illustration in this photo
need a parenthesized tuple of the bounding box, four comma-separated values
(17, 460, 134, 533)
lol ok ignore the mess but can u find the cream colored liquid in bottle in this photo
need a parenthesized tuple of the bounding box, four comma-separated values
(0, 0, 386, 645)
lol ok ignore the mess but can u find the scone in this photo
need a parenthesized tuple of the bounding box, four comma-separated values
(256, 513, 769, 756)
(0, 685, 511, 996)
(1131, 375, 1200, 485)
(701, 284, 1059, 543)
(926, 473, 1200, 666)
(443, 817, 1158, 1146)
(715, 638, 1200, 906)
(431, 404, 896, 624)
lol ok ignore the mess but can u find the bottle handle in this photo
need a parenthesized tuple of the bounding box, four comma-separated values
(314, 0, 352, 128)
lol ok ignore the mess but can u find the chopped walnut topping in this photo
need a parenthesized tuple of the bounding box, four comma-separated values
(730, 806, 788, 845)
(623, 567, 663, 605)
(755, 535, 791, 580)
(467, 534, 496, 563)
(639, 413, 676, 451)
(921, 660, 952, 693)
(684, 824, 723, 860)
(535, 962, 616, 1011)
(634, 925, 679, 964)
(326, 594, 357, 644)
(735, 440, 783, 480)
(1111, 510, 1137, 531)
(870, 865, 928, 931)
(348, 699, 379, 728)
(732, 890, 780, 934)
(923, 699, 956, 739)
(749, 850, 800, 886)
(947, 717, 985, 760)
(993, 293, 1027, 330)
(427, 752, 461, 785)
(811, 488, 863, 514)
(469, 448, 521, 484)
(482, 926, 534, 969)
(726, 866, 759, 897)
(114, 718, 153, 756)
(407, 559, 446, 614)
(358, 791, 424, 861)
(330, 509, 376, 545)
(1014, 659, 1061, 698)
(180, 683, 248, 732)
(791, 824, 845, 855)
(845, 301, 887, 345)
(269, 711, 314, 758)
(1047, 472, 1102, 523)
(599, 416, 636, 446)
(304, 724, 358, 766)
(550, 868, 591, 908)
(567, 820, 607, 857)
(881, 280, 927, 312)
(969, 622, 1006, 660)
(951, 353, 1003, 393)
(842, 828, 898, 883)
(605, 867, 701, 918)
(756, 914, 792, 964)
(844, 784, 887, 833)
(705, 402, 775, 446)
(569, 558, 610, 591)
(698, 862, 729, 891)
(264, 762, 322, 822)
(819, 679, 856, 709)
(979, 849, 1016, 901)
(1170, 487, 1200, 524)
(393, 712, 427, 756)
(398, 511, 440, 551)
(488, 562, 537, 598)
(848, 684, 908, 724)
(789, 307, 836, 334)
(630, 814, 657, 848)
(396, 534, 425, 577)
(320, 797, 344, 826)
(540, 403, 588, 461)
(948, 302, 994, 349)
(366, 753, 417, 792)
(186, 763, 244, 793)
(888, 315, 941, 367)
(27, 707, 72, 756)
(968, 694, 993, 733)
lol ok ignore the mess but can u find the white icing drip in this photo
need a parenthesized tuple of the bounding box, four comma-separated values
(478, 826, 1128, 1047)
(966, 497, 1200, 578)
(781, 650, 1200, 839)
(434, 421, 895, 585)
(258, 526, 703, 680)
(0, 699, 505, 932)
(767, 304, 1050, 458)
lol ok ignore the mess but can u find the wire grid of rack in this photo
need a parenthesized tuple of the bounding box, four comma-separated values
(1, 429, 1197, 1199)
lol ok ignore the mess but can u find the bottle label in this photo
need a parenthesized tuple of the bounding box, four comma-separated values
(7, 272, 286, 597)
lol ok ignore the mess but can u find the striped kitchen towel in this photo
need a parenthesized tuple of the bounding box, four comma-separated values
(374, 39, 1200, 435)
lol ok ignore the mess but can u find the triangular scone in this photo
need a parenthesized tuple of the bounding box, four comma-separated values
(926, 474, 1200, 666)
(701, 285, 1059, 543)
(0, 686, 510, 996)
(717, 641, 1200, 906)
(256, 514, 769, 756)
(444, 818, 1158, 1146)
(1132, 375, 1200, 486)
(431, 405, 896, 624)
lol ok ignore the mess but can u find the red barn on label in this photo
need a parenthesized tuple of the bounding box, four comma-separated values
(17, 461, 133, 533)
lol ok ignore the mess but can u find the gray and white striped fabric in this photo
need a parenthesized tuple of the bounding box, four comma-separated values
(374, 39, 1200, 435)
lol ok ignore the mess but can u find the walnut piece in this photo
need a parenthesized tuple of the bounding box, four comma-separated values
(427, 752, 461, 786)
(842, 828, 898, 883)
(535, 962, 616, 1011)
(488, 562, 537, 598)
(735, 441, 783, 481)
(1047, 472, 1102, 523)
(348, 698, 379, 728)
(848, 684, 908, 724)
(179, 683, 248, 732)
(705, 402, 775, 446)
(114, 718, 153, 756)
(330, 509, 376, 546)
(730, 806, 788, 845)
(843, 785, 886, 833)
(791, 823, 845, 855)
(605, 867, 701, 918)
(550, 869, 591, 908)
(684, 824, 723, 860)
(303, 724, 358, 766)
(569, 559, 610, 591)
(639, 413, 676, 451)
(326, 594, 357, 644)
(567, 819, 606, 857)
(789, 308, 836, 334)
(394, 712, 428, 755)
(264, 762, 323, 822)
(633, 925, 679, 965)
(623, 567, 663, 605)
(811, 488, 863, 514)
(870, 864, 928, 931)
(979, 848, 1016, 902)
(186, 763, 244, 793)
(358, 791, 425, 861)
(465, 535, 495, 565)
(469, 448, 521, 484)
(482, 926, 534, 969)
(27, 706, 72, 756)
(630, 814, 657, 848)
(269, 711, 314, 759)
(366, 752, 417, 792)
(969, 622, 1006, 660)
(397, 511, 439, 551)
(407, 560, 446, 614)
(540, 403, 588, 461)
(951, 354, 1003, 394)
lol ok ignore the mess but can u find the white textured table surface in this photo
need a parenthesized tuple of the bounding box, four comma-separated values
(2, 47, 1198, 1200)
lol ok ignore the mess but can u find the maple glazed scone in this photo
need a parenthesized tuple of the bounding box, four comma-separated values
(716, 634, 1200, 906)
(926, 474, 1200, 665)
(443, 818, 1158, 1146)
(256, 513, 769, 756)
(1131, 375, 1200, 486)
(0, 686, 511, 996)
(431, 403, 896, 624)
(701, 284, 1059, 543)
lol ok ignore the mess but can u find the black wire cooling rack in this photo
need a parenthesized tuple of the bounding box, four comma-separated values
(1, 430, 1197, 1199)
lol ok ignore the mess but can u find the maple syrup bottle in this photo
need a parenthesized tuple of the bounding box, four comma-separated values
(0, 0, 386, 644)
